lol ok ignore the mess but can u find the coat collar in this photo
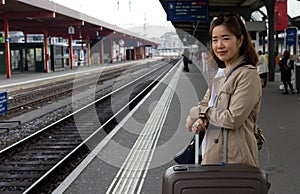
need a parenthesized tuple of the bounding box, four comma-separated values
(224, 56, 246, 77)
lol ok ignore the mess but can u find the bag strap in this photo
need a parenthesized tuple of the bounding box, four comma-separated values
(224, 62, 247, 83)
(222, 62, 254, 165)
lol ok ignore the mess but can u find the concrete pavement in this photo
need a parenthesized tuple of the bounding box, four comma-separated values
(257, 77, 300, 194)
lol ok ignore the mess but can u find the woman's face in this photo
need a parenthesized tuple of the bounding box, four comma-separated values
(211, 24, 243, 66)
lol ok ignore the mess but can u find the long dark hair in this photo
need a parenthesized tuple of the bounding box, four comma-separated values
(283, 50, 290, 59)
(209, 13, 258, 68)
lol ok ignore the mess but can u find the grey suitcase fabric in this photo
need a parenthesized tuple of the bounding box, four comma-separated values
(162, 164, 270, 194)
(163, 130, 270, 194)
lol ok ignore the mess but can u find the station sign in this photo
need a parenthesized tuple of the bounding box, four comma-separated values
(166, 0, 209, 21)
(125, 40, 138, 47)
(0, 91, 7, 115)
(68, 26, 75, 35)
(285, 27, 298, 46)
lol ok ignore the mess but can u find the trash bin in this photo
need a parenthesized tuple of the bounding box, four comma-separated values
(295, 63, 300, 93)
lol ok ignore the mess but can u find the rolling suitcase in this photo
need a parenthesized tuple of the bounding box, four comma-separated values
(162, 129, 270, 194)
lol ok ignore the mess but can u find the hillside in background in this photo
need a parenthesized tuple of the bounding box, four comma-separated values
(126, 25, 176, 39)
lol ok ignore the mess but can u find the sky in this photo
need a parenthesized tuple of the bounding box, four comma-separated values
(52, 0, 173, 28)
(52, 0, 300, 28)
(287, 0, 300, 18)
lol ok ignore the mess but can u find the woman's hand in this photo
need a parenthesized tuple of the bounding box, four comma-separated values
(185, 116, 194, 132)
(192, 118, 208, 134)
(185, 116, 208, 134)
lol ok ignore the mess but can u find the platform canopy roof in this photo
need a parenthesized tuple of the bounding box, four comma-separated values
(159, 0, 300, 44)
(0, 0, 158, 45)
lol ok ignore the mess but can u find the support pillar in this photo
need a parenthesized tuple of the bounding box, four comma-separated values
(23, 33, 29, 72)
(24, 33, 27, 43)
(110, 38, 113, 63)
(100, 40, 104, 64)
(4, 18, 11, 79)
(44, 29, 49, 73)
(80, 36, 84, 66)
(264, 0, 276, 81)
(150, 46, 153, 58)
(137, 47, 140, 59)
(68, 35, 74, 69)
(87, 36, 91, 66)
(128, 49, 132, 60)
(275, 31, 279, 52)
(123, 47, 126, 61)
(134, 48, 137, 60)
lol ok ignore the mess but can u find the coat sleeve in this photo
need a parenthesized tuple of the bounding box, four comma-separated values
(198, 88, 210, 114)
(189, 88, 210, 120)
(206, 68, 261, 129)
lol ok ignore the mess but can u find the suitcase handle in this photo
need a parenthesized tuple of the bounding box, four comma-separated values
(222, 128, 228, 165)
(194, 129, 228, 165)
(195, 133, 199, 164)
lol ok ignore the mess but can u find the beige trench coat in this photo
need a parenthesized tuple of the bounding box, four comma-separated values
(190, 56, 262, 167)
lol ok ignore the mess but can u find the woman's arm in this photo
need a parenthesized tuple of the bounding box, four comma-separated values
(185, 88, 210, 131)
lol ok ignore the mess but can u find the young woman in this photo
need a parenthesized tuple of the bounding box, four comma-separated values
(185, 14, 261, 167)
(279, 50, 295, 94)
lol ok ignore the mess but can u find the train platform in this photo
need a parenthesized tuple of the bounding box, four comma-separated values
(0, 58, 162, 92)
(52, 60, 300, 194)
(51, 60, 201, 194)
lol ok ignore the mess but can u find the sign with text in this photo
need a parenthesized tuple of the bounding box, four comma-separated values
(68, 26, 75, 35)
(166, 1, 209, 21)
(0, 92, 7, 115)
(285, 27, 298, 46)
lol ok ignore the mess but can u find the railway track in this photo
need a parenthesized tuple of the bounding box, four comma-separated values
(0, 58, 179, 193)
(0, 61, 154, 120)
